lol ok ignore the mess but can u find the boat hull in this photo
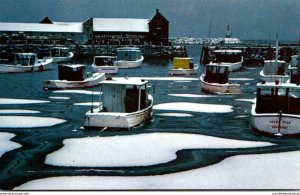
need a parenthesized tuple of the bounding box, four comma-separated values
(52, 52, 74, 63)
(209, 60, 243, 72)
(259, 70, 289, 83)
(114, 56, 144, 69)
(92, 65, 118, 74)
(169, 64, 198, 75)
(0, 58, 53, 73)
(251, 104, 300, 136)
(43, 72, 105, 90)
(84, 95, 153, 129)
(199, 74, 241, 94)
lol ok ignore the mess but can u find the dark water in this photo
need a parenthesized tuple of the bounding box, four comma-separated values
(0, 45, 299, 190)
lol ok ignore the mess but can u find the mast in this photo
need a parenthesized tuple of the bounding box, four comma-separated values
(275, 33, 279, 65)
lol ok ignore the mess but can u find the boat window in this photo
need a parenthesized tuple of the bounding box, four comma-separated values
(15, 54, 36, 65)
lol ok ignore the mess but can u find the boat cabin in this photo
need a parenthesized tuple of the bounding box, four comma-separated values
(263, 60, 286, 76)
(212, 50, 242, 63)
(93, 56, 116, 66)
(12, 53, 37, 66)
(51, 47, 70, 57)
(116, 47, 142, 61)
(58, 64, 87, 81)
(203, 64, 229, 84)
(255, 82, 300, 115)
(173, 57, 195, 69)
(99, 78, 149, 113)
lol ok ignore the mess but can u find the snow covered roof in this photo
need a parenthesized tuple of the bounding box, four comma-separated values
(93, 18, 149, 32)
(0, 22, 83, 33)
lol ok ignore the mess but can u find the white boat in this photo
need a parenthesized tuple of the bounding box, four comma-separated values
(260, 34, 289, 83)
(209, 49, 243, 72)
(50, 47, 74, 63)
(114, 47, 144, 69)
(43, 64, 105, 90)
(168, 57, 198, 75)
(251, 81, 300, 136)
(84, 77, 153, 130)
(199, 64, 241, 94)
(92, 56, 118, 74)
(0, 53, 53, 73)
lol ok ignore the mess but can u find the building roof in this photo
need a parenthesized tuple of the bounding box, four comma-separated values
(0, 22, 83, 33)
(92, 18, 149, 32)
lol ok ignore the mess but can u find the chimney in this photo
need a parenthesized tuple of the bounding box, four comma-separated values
(156, 9, 159, 14)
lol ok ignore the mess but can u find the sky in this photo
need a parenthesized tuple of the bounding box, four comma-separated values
(0, 0, 299, 41)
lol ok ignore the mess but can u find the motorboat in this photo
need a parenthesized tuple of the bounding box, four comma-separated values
(209, 49, 243, 72)
(43, 64, 105, 90)
(0, 53, 53, 73)
(259, 35, 289, 83)
(114, 47, 144, 69)
(92, 56, 118, 74)
(168, 57, 198, 75)
(199, 64, 241, 94)
(251, 81, 300, 136)
(50, 47, 74, 63)
(84, 77, 153, 130)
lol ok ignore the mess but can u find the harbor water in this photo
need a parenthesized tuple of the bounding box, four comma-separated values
(0, 45, 299, 190)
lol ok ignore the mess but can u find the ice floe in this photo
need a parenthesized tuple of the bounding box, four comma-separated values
(0, 98, 49, 104)
(153, 102, 233, 113)
(235, 98, 255, 103)
(16, 151, 300, 190)
(48, 96, 70, 100)
(0, 132, 21, 158)
(0, 109, 40, 114)
(53, 90, 100, 95)
(155, 113, 193, 117)
(45, 132, 273, 167)
(0, 116, 66, 128)
(73, 102, 101, 106)
(168, 94, 215, 98)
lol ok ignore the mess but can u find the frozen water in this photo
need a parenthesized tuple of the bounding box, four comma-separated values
(235, 98, 255, 103)
(0, 98, 49, 104)
(229, 78, 254, 81)
(45, 132, 273, 167)
(48, 96, 70, 100)
(0, 109, 40, 114)
(155, 113, 193, 117)
(0, 116, 66, 128)
(16, 150, 300, 190)
(168, 94, 215, 98)
(73, 102, 101, 106)
(53, 90, 100, 95)
(0, 132, 21, 158)
(153, 102, 233, 113)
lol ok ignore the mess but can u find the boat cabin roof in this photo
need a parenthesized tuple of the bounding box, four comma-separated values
(100, 77, 148, 86)
(257, 82, 300, 89)
(173, 57, 193, 60)
(94, 56, 116, 59)
(213, 50, 242, 54)
(14, 53, 36, 56)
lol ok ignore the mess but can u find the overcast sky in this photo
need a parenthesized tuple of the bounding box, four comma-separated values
(0, 0, 299, 41)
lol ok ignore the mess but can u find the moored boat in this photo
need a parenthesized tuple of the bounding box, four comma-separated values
(92, 56, 118, 74)
(251, 81, 300, 136)
(168, 57, 198, 75)
(114, 47, 144, 69)
(199, 64, 241, 94)
(43, 64, 105, 90)
(209, 49, 243, 72)
(0, 53, 53, 73)
(84, 77, 153, 130)
(50, 47, 74, 63)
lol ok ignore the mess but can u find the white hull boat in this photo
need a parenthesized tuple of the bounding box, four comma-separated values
(84, 77, 153, 130)
(169, 57, 198, 75)
(114, 56, 144, 69)
(84, 95, 153, 129)
(52, 52, 74, 63)
(43, 72, 105, 90)
(251, 82, 300, 136)
(259, 68, 289, 83)
(92, 56, 118, 74)
(0, 53, 53, 73)
(209, 49, 243, 72)
(200, 74, 241, 94)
